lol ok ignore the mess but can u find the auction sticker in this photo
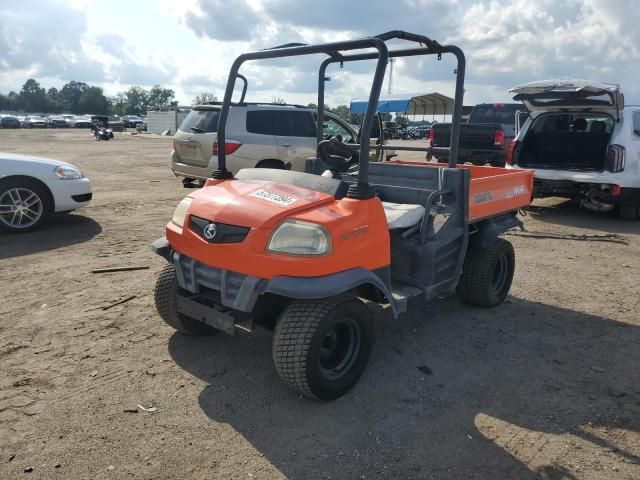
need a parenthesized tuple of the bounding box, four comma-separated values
(250, 189, 297, 206)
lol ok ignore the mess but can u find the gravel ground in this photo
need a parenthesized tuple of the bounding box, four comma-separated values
(0, 130, 638, 479)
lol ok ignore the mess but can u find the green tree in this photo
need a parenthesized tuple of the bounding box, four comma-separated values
(329, 104, 350, 122)
(272, 97, 286, 104)
(0, 93, 18, 111)
(110, 92, 128, 116)
(47, 87, 64, 113)
(19, 79, 48, 112)
(147, 85, 175, 110)
(124, 86, 149, 116)
(77, 86, 110, 114)
(394, 114, 409, 128)
(192, 93, 218, 106)
(60, 81, 89, 113)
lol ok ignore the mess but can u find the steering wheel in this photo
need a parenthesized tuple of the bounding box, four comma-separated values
(316, 138, 360, 175)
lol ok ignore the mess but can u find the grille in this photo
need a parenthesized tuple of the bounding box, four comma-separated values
(189, 215, 250, 243)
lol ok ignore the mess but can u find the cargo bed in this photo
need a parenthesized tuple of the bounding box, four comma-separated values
(387, 161, 533, 222)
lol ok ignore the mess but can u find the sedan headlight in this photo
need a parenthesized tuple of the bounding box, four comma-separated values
(268, 220, 331, 256)
(171, 197, 193, 228)
(54, 165, 84, 180)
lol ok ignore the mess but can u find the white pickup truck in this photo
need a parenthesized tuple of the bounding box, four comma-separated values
(507, 80, 640, 219)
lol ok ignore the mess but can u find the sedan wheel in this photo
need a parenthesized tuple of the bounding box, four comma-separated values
(0, 181, 50, 232)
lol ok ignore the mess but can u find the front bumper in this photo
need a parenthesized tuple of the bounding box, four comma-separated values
(151, 237, 399, 325)
(51, 177, 93, 212)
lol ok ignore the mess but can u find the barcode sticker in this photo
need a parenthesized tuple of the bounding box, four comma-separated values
(250, 189, 297, 206)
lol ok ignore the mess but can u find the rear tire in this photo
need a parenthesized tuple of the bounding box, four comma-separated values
(619, 204, 640, 220)
(153, 264, 218, 336)
(272, 295, 374, 400)
(456, 238, 515, 307)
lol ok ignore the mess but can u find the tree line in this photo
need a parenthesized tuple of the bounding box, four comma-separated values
(0, 79, 177, 116)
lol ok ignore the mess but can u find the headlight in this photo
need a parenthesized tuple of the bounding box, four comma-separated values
(268, 220, 331, 256)
(171, 197, 193, 228)
(54, 165, 84, 180)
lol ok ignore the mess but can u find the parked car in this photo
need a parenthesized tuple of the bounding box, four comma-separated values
(74, 116, 93, 128)
(0, 152, 92, 232)
(121, 115, 144, 128)
(25, 116, 47, 128)
(108, 117, 124, 132)
(62, 115, 76, 127)
(427, 103, 523, 166)
(48, 116, 69, 128)
(0, 115, 21, 128)
(507, 79, 640, 219)
(170, 103, 388, 185)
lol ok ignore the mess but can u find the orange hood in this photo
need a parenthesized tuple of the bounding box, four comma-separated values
(187, 179, 335, 229)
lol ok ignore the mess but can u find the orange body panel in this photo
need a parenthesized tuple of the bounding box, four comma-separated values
(167, 179, 390, 279)
(387, 161, 534, 222)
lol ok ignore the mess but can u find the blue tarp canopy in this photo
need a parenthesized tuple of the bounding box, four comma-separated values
(350, 92, 454, 115)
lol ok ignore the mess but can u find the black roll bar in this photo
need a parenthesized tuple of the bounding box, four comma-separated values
(317, 45, 465, 169)
(212, 30, 465, 189)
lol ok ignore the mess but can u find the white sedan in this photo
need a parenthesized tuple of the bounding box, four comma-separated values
(0, 152, 92, 232)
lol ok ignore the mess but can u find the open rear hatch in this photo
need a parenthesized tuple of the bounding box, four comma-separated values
(509, 80, 623, 115)
(509, 80, 622, 172)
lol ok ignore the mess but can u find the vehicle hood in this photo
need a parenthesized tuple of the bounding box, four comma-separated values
(509, 79, 623, 112)
(0, 152, 78, 169)
(187, 179, 335, 230)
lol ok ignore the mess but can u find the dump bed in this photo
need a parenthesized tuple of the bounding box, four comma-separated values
(387, 161, 533, 222)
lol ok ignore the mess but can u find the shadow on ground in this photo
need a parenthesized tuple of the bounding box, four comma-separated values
(527, 199, 640, 235)
(0, 213, 101, 259)
(169, 296, 640, 479)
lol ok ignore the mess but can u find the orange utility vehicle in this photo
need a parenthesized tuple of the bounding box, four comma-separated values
(152, 31, 533, 400)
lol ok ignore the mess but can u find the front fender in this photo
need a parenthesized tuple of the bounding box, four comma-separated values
(262, 267, 399, 318)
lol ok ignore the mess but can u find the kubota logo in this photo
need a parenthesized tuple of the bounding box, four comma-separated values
(203, 223, 217, 240)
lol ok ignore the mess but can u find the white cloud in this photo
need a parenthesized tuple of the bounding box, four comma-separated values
(1, 0, 639, 106)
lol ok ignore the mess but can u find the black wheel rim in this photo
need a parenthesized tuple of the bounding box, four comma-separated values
(319, 318, 361, 380)
(492, 254, 509, 294)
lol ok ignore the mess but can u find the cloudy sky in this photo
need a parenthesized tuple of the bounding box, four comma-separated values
(1, 0, 639, 108)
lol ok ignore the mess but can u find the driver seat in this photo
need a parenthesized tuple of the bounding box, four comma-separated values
(381, 202, 425, 229)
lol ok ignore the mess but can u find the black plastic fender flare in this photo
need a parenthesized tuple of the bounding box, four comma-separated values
(261, 267, 398, 318)
(469, 212, 522, 248)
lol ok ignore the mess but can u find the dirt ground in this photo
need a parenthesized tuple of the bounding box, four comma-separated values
(0, 130, 638, 480)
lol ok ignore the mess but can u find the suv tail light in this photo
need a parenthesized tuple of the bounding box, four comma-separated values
(507, 140, 519, 165)
(606, 144, 625, 173)
(494, 130, 505, 146)
(213, 140, 242, 156)
(428, 127, 435, 147)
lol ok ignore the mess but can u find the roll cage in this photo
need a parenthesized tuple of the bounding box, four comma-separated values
(213, 30, 466, 200)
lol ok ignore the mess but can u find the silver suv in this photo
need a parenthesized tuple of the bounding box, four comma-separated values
(170, 103, 386, 184)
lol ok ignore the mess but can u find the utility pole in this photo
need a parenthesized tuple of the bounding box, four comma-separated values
(388, 58, 394, 95)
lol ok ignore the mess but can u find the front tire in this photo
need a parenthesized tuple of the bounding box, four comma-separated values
(272, 295, 374, 400)
(153, 264, 218, 336)
(0, 179, 50, 232)
(456, 238, 515, 307)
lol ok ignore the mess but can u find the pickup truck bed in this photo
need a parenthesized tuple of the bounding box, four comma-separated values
(428, 123, 508, 167)
(388, 160, 533, 222)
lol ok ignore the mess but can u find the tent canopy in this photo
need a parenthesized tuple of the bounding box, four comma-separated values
(349, 92, 454, 115)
